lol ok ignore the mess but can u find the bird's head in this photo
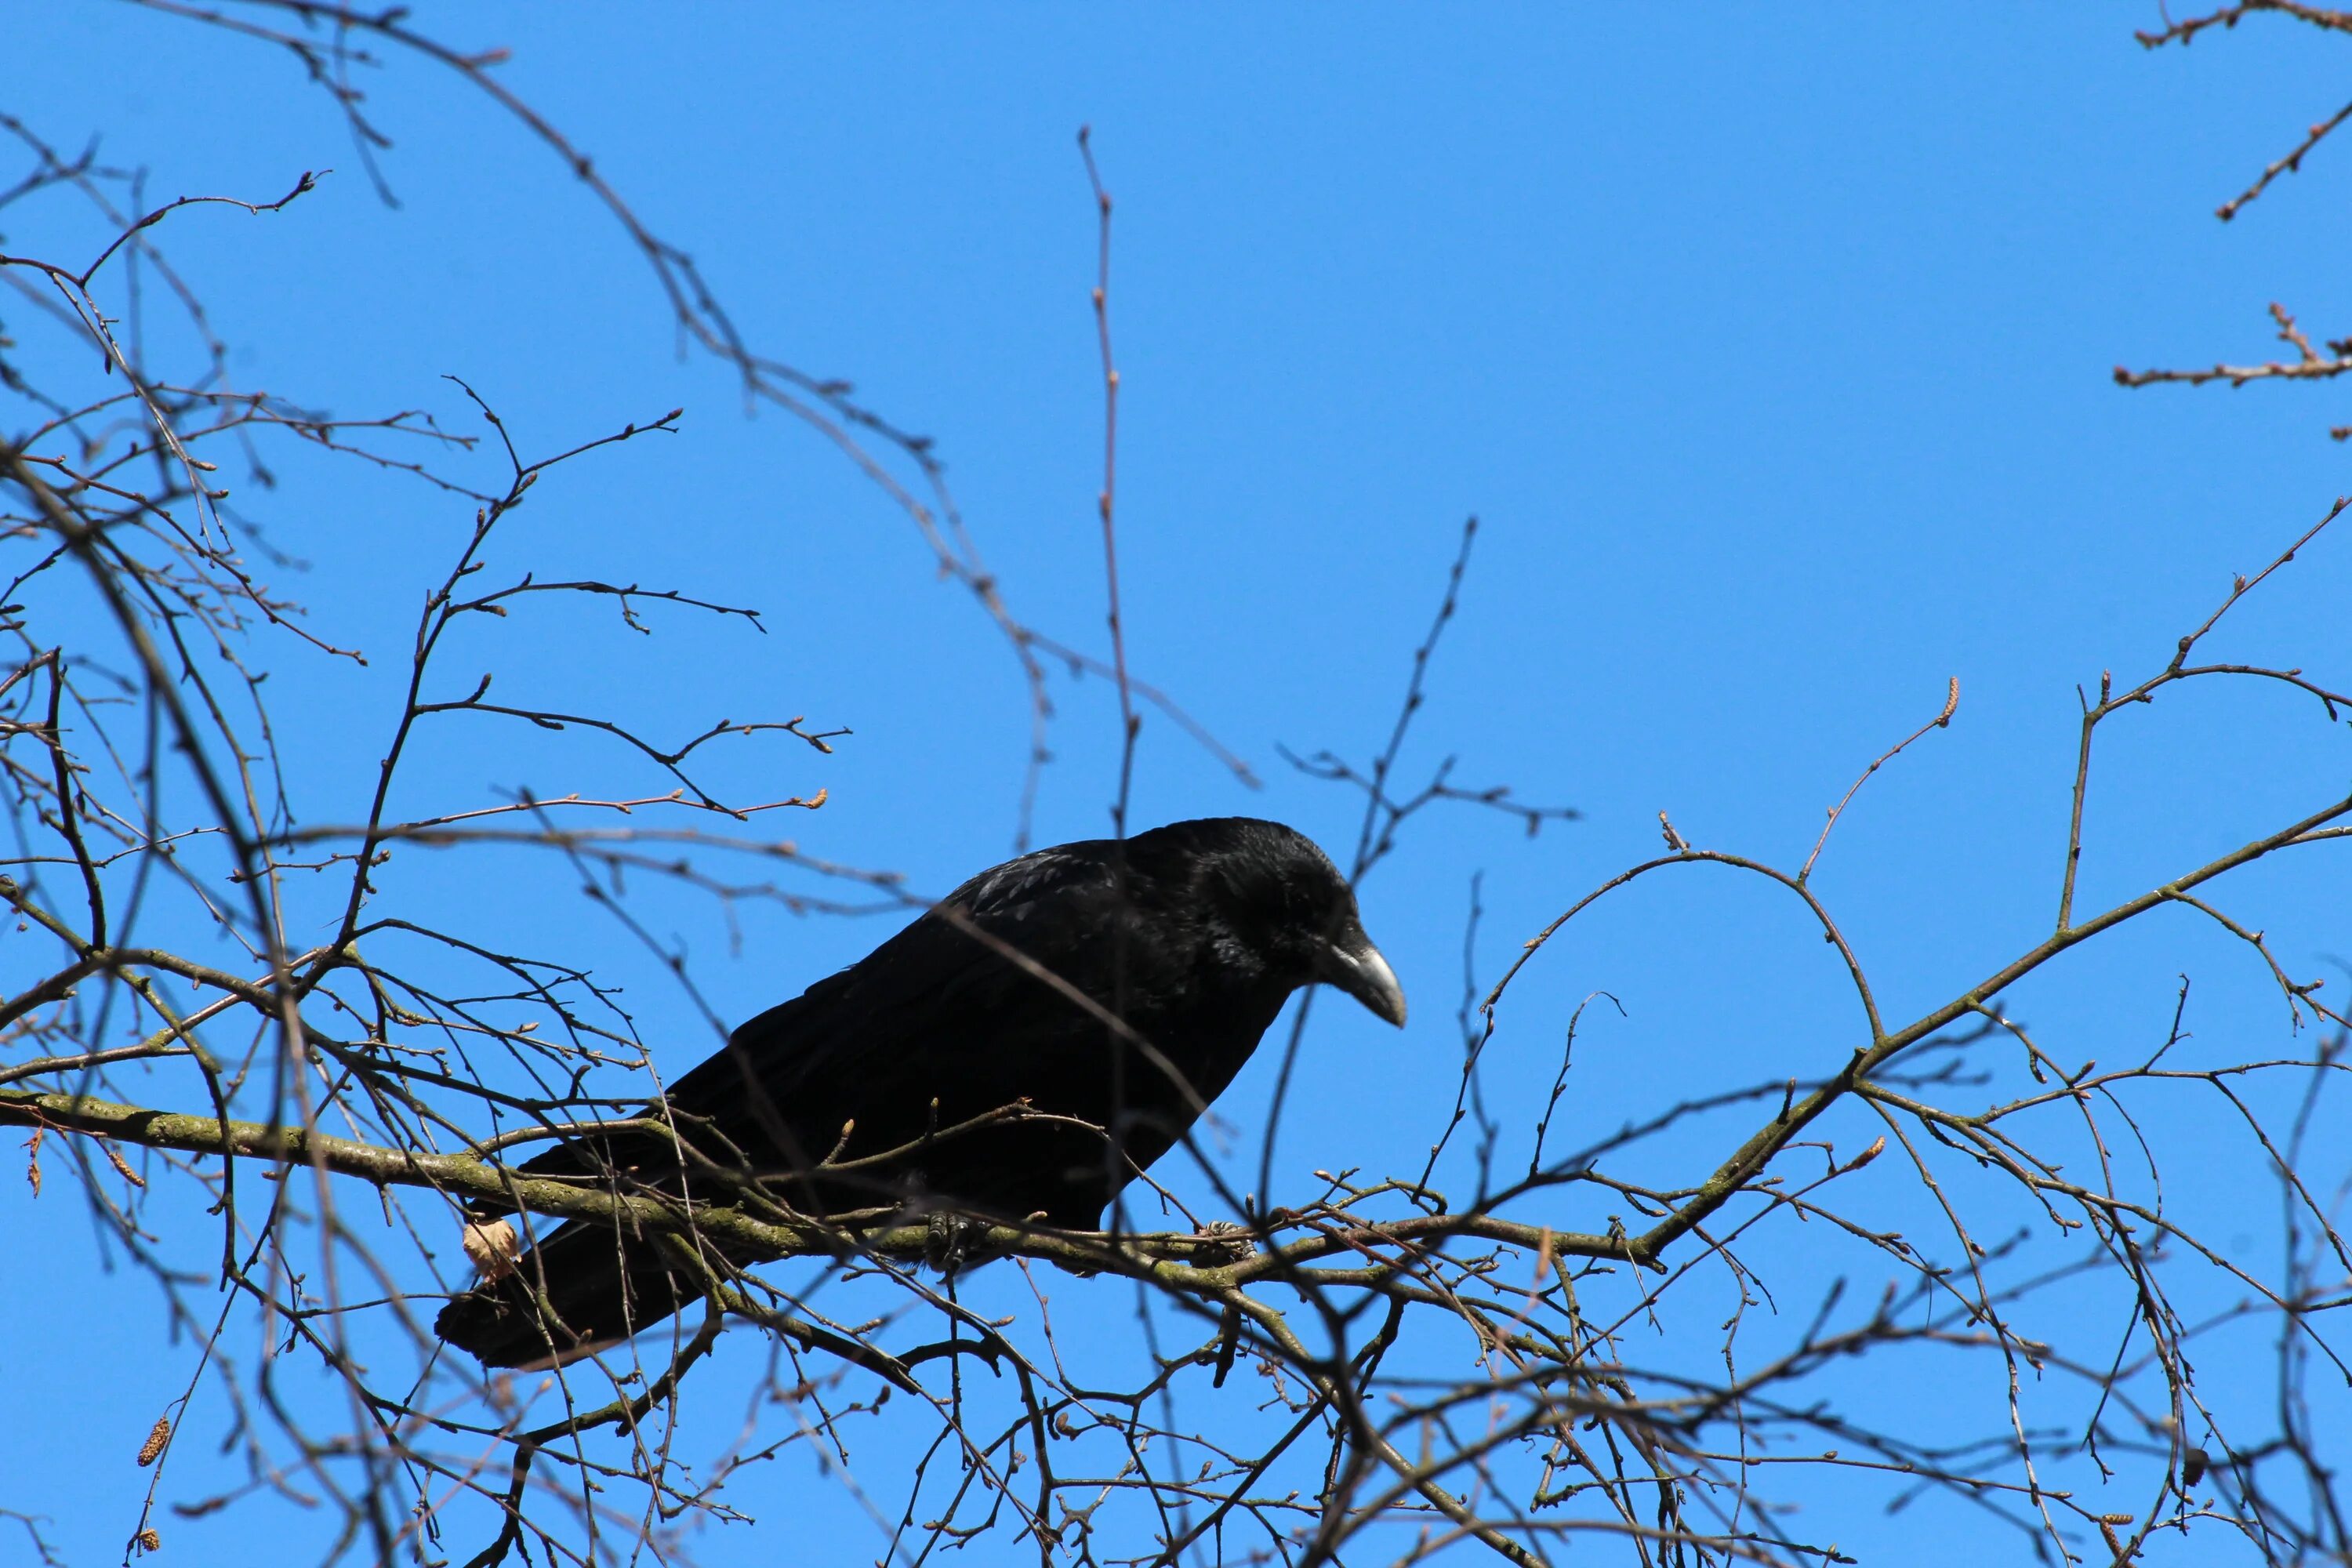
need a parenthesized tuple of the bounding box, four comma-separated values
(1144, 818, 1408, 1028)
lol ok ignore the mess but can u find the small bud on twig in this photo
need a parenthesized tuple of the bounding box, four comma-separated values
(1842, 1135, 1886, 1174)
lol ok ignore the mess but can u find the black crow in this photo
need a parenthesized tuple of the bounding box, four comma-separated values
(435, 816, 1405, 1366)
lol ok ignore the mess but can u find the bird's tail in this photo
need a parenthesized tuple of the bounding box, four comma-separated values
(434, 1220, 708, 1368)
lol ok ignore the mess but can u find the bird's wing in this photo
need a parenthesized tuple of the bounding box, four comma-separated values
(660, 840, 1153, 1167)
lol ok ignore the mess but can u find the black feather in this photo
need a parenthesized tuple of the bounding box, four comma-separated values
(433, 816, 1402, 1366)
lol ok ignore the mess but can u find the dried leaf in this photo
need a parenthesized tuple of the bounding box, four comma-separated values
(463, 1218, 521, 1281)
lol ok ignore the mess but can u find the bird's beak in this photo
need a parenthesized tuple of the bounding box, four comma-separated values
(1316, 923, 1407, 1028)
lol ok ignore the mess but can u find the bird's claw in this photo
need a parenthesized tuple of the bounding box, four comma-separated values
(1195, 1219, 1257, 1265)
(924, 1210, 982, 1275)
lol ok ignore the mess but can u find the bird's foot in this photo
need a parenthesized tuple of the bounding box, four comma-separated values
(924, 1210, 989, 1276)
(1194, 1219, 1258, 1266)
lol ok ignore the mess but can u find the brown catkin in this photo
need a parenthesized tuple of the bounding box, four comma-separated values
(103, 1140, 147, 1189)
(136, 1528, 162, 1552)
(136, 1416, 171, 1466)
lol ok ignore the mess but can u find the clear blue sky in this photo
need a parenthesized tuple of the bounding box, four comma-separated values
(7, 5, 2350, 1565)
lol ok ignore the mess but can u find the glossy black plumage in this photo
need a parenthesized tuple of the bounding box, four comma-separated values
(434, 817, 1405, 1366)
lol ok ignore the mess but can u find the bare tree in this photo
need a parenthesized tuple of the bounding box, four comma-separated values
(2118, 2, 2352, 438)
(5, 9, 2347, 1568)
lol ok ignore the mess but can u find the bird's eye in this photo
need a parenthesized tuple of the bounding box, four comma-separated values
(1287, 884, 1349, 938)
